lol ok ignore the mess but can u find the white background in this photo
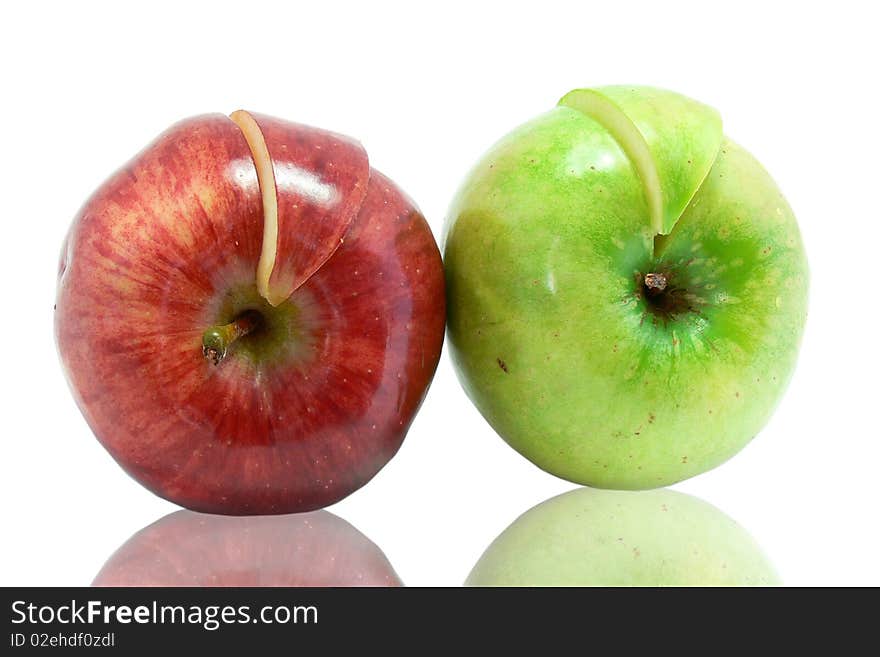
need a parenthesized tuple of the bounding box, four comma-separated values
(1, 1, 877, 586)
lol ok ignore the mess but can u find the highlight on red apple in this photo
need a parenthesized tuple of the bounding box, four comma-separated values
(93, 510, 402, 587)
(443, 86, 809, 489)
(55, 111, 446, 515)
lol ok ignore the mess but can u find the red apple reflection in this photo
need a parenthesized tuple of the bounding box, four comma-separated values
(55, 112, 445, 514)
(93, 510, 401, 587)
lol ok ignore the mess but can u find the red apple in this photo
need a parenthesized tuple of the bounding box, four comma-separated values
(55, 112, 445, 514)
(92, 510, 402, 586)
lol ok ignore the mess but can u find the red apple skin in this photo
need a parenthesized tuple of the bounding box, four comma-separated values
(92, 510, 402, 587)
(247, 111, 371, 301)
(55, 114, 445, 514)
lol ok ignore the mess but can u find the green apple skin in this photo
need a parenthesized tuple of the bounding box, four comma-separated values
(444, 86, 808, 489)
(466, 487, 780, 586)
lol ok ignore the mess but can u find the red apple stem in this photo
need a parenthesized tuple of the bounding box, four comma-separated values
(202, 310, 262, 365)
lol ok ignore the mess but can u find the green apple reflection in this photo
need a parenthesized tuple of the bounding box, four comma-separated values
(466, 487, 779, 586)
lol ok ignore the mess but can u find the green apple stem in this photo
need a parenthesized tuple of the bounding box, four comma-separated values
(202, 310, 262, 365)
(643, 272, 668, 296)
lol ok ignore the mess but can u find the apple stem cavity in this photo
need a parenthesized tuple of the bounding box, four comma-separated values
(202, 310, 262, 365)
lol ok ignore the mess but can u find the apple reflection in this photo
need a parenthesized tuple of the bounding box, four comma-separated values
(466, 488, 779, 586)
(93, 510, 401, 587)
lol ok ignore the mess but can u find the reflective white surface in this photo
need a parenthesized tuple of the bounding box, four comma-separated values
(1, 0, 878, 586)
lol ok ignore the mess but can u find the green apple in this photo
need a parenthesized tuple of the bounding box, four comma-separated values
(466, 487, 780, 586)
(444, 86, 808, 488)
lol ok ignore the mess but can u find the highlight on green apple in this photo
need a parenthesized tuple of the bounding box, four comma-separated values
(466, 487, 779, 586)
(443, 85, 808, 489)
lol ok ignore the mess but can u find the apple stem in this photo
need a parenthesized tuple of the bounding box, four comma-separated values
(202, 310, 262, 365)
(644, 272, 668, 296)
